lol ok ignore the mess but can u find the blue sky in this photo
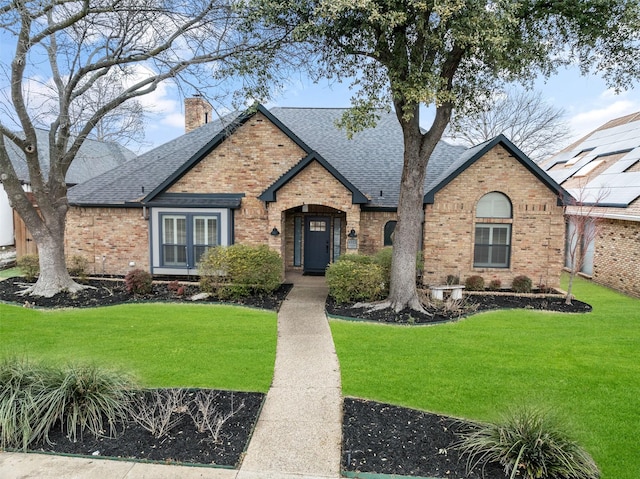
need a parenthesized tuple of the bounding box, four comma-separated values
(140, 67, 639, 154)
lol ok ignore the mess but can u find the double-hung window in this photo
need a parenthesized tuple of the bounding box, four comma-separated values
(161, 213, 219, 268)
(162, 216, 187, 266)
(474, 192, 512, 268)
(474, 224, 511, 267)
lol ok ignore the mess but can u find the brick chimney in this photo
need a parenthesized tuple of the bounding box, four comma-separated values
(184, 95, 213, 133)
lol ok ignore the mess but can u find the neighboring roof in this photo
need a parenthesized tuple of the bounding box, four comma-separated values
(541, 112, 640, 208)
(69, 112, 242, 206)
(69, 105, 562, 210)
(6, 128, 135, 185)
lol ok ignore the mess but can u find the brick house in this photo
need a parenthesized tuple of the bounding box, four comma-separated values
(66, 99, 569, 288)
(540, 112, 640, 298)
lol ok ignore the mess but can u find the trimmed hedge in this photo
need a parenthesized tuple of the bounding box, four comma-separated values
(465, 275, 485, 291)
(199, 244, 282, 299)
(326, 258, 385, 304)
(512, 275, 533, 293)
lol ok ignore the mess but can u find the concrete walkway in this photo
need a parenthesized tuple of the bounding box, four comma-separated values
(0, 274, 343, 479)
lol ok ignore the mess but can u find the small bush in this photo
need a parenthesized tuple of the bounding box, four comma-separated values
(67, 255, 88, 282)
(465, 275, 485, 291)
(445, 274, 460, 285)
(124, 269, 153, 295)
(487, 279, 502, 291)
(199, 244, 282, 299)
(17, 254, 39, 282)
(0, 358, 135, 449)
(326, 259, 385, 304)
(167, 280, 180, 292)
(512, 275, 533, 293)
(458, 407, 600, 479)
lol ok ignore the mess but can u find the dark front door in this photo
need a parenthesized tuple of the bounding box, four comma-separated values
(304, 216, 331, 273)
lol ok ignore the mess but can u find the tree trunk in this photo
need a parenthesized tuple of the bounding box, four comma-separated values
(565, 269, 576, 305)
(388, 133, 428, 312)
(22, 207, 85, 298)
(387, 102, 453, 312)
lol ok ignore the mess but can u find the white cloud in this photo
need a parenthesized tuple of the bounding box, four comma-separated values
(160, 112, 185, 129)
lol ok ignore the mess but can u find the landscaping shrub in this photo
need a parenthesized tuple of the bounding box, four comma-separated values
(17, 254, 39, 282)
(0, 358, 135, 449)
(67, 255, 88, 282)
(199, 244, 282, 299)
(36, 364, 135, 442)
(512, 275, 533, 293)
(458, 407, 600, 479)
(465, 275, 485, 291)
(124, 269, 153, 295)
(326, 259, 385, 304)
(487, 279, 502, 291)
(445, 274, 460, 285)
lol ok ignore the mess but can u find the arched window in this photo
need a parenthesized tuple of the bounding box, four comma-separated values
(474, 192, 512, 268)
(384, 221, 397, 246)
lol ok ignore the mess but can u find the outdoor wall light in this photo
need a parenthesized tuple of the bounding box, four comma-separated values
(348, 229, 357, 238)
(270, 227, 280, 236)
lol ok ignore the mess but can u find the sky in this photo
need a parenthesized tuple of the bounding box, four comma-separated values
(139, 66, 640, 155)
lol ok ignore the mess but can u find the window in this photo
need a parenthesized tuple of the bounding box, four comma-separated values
(474, 224, 511, 267)
(474, 192, 512, 268)
(162, 216, 187, 266)
(160, 213, 219, 268)
(384, 221, 397, 246)
(294, 217, 302, 267)
(333, 217, 342, 261)
(309, 220, 326, 232)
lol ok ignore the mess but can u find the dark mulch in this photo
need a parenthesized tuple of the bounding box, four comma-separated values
(327, 292, 592, 325)
(0, 277, 592, 476)
(343, 398, 508, 478)
(30, 389, 264, 468)
(0, 277, 292, 311)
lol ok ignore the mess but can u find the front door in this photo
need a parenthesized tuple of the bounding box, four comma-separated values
(304, 216, 331, 273)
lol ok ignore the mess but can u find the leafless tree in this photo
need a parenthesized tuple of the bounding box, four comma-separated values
(447, 89, 571, 162)
(0, 0, 296, 297)
(564, 183, 609, 304)
(69, 73, 147, 149)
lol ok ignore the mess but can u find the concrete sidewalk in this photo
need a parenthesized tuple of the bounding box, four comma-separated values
(0, 274, 343, 479)
(238, 274, 342, 478)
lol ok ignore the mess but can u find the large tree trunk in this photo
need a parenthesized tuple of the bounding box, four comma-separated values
(18, 198, 85, 298)
(387, 103, 453, 312)
(388, 125, 428, 312)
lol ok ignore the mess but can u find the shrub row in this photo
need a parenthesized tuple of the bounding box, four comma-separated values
(460, 274, 535, 293)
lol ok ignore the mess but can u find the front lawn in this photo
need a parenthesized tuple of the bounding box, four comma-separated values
(330, 275, 640, 479)
(0, 303, 277, 392)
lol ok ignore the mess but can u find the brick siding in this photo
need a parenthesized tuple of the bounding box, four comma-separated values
(65, 207, 149, 275)
(592, 218, 640, 297)
(422, 144, 565, 288)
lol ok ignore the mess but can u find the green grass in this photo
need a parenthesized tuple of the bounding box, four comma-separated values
(0, 267, 20, 278)
(0, 303, 277, 392)
(330, 275, 640, 479)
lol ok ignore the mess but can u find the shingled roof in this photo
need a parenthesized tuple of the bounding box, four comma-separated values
(68, 105, 561, 209)
(6, 128, 135, 185)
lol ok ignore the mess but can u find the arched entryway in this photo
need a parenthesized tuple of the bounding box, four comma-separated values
(283, 205, 347, 274)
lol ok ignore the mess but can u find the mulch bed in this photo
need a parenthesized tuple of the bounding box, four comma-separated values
(1, 276, 592, 477)
(327, 291, 592, 325)
(0, 277, 292, 311)
(30, 389, 264, 468)
(343, 398, 508, 478)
